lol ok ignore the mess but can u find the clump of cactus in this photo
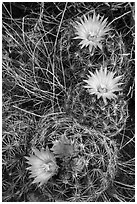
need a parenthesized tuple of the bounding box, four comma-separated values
(29, 112, 118, 201)
(2, 2, 134, 202)
(56, 13, 133, 91)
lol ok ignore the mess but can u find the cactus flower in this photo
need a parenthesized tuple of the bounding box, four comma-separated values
(83, 66, 123, 104)
(25, 147, 58, 186)
(74, 12, 110, 52)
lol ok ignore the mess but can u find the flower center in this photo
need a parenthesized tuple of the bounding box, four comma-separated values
(98, 86, 108, 93)
(87, 33, 97, 41)
(41, 163, 52, 172)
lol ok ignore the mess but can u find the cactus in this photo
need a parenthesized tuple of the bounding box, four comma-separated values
(2, 2, 134, 202)
(56, 16, 133, 91)
(30, 112, 118, 201)
(65, 82, 128, 137)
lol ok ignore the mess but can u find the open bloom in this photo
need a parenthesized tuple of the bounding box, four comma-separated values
(25, 147, 58, 186)
(74, 12, 110, 52)
(83, 66, 123, 104)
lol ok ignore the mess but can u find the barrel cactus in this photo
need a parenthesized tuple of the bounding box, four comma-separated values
(29, 112, 118, 201)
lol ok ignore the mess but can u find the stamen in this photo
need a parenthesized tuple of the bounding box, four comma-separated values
(87, 33, 97, 41)
(98, 86, 108, 93)
(41, 163, 50, 172)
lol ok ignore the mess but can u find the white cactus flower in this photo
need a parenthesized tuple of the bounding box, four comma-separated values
(83, 66, 123, 104)
(74, 12, 110, 52)
(25, 147, 58, 186)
